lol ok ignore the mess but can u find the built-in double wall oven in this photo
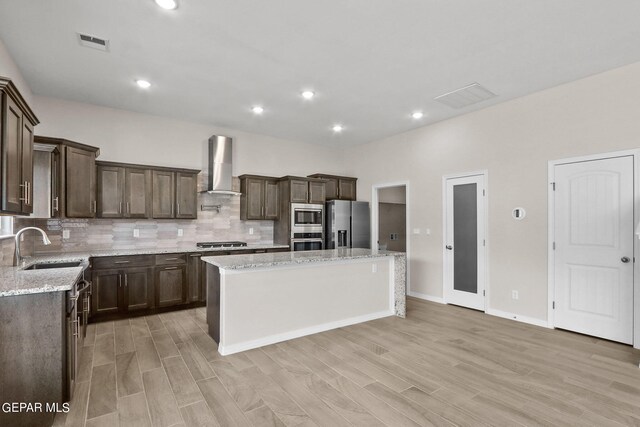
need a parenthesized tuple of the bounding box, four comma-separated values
(290, 203, 324, 251)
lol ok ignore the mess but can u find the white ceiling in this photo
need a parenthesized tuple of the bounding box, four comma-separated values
(1, 1, 640, 146)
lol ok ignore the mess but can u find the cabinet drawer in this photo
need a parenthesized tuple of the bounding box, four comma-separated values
(92, 255, 155, 270)
(156, 253, 187, 265)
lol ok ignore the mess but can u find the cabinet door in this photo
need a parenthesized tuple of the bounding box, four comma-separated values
(156, 265, 187, 307)
(245, 178, 265, 219)
(97, 165, 124, 218)
(125, 168, 151, 218)
(338, 179, 357, 201)
(309, 181, 325, 204)
(2, 95, 23, 213)
(290, 179, 309, 203)
(176, 172, 197, 219)
(66, 147, 96, 218)
(264, 180, 279, 219)
(187, 254, 204, 302)
(323, 178, 339, 200)
(123, 267, 153, 311)
(91, 269, 121, 316)
(20, 119, 34, 214)
(152, 170, 175, 218)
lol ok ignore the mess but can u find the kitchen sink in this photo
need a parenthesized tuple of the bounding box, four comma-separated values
(23, 261, 83, 270)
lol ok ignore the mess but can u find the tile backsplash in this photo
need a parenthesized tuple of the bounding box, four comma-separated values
(0, 237, 14, 266)
(11, 176, 275, 259)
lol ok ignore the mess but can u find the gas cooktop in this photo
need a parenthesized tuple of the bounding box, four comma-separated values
(196, 241, 248, 248)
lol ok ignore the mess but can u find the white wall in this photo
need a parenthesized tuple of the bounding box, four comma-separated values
(0, 38, 34, 108)
(378, 186, 406, 204)
(346, 61, 640, 322)
(33, 95, 347, 177)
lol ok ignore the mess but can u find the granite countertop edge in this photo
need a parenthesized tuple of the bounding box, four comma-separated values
(202, 249, 405, 270)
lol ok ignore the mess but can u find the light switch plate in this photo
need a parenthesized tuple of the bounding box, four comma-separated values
(62, 229, 70, 239)
(413, 228, 421, 234)
(133, 229, 140, 238)
(177, 229, 183, 237)
(249, 227, 254, 235)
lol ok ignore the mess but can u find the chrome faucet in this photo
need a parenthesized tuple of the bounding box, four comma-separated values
(14, 227, 52, 266)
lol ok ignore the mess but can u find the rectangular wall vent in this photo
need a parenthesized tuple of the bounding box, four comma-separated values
(77, 33, 109, 51)
(434, 82, 497, 109)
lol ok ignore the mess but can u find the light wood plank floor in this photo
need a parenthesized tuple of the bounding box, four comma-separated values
(54, 297, 640, 427)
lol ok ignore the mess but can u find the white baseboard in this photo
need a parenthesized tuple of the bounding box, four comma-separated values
(408, 291, 444, 304)
(218, 310, 394, 356)
(486, 308, 550, 329)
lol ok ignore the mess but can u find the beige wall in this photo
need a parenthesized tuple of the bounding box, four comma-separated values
(346, 61, 640, 322)
(378, 186, 406, 204)
(0, 39, 33, 106)
(378, 203, 406, 252)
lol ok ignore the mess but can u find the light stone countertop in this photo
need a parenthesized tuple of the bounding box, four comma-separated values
(0, 244, 290, 298)
(202, 248, 403, 270)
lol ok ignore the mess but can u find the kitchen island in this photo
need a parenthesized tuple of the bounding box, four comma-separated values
(202, 248, 406, 355)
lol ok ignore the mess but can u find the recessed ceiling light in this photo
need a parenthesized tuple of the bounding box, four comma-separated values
(332, 124, 343, 133)
(411, 111, 424, 119)
(252, 106, 264, 115)
(136, 79, 151, 89)
(154, 0, 178, 10)
(301, 90, 315, 100)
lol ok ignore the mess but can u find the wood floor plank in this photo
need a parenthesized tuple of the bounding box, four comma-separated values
(197, 377, 252, 427)
(145, 314, 166, 332)
(85, 412, 118, 427)
(180, 400, 221, 427)
(164, 319, 190, 345)
(64, 380, 90, 427)
(77, 344, 94, 383)
(162, 355, 203, 407)
(177, 340, 216, 381)
(211, 361, 265, 412)
(95, 321, 114, 336)
(118, 392, 152, 427)
(115, 351, 144, 398)
(93, 333, 115, 366)
(191, 331, 221, 362)
(134, 336, 161, 372)
(130, 317, 151, 338)
(87, 363, 117, 420)
(245, 405, 287, 427)
(401, 386, 490, 427)
(115, 324, 135, 355)
(142, 367, 183, 427)
(151, 329, 181, 359)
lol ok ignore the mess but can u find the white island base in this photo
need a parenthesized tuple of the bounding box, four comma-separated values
(203, 249, 405, 356)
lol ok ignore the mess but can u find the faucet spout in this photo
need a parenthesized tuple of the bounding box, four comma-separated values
(14, 227, 52, 267)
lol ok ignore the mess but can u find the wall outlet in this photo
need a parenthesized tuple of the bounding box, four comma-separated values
(512, 290, 519, 300)
(413, 228, 421, 235)
(62, 229, 70, 239)
(249, 227, 254, 235)
(372, 263, 378, 273)
(133, 229, 140, 238)
(426, 228, 431, 235)
(177, 229, 183, 237)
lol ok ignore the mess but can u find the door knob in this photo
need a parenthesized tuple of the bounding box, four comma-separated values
(621, 257, 631, 263)
(446, 245, 453, 250)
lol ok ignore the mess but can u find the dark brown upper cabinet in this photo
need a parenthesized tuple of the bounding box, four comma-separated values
(279, 176, 326, 204)
(33, 136, 100, 219)
(151, 167, 199, 219)
(0, 77, 39, 215)
(308, 174, 357, 201)
(239, 175, 279, 220)
(97, 161, 151, 218)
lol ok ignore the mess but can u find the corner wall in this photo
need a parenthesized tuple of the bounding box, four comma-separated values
(346, 61, 640, 322)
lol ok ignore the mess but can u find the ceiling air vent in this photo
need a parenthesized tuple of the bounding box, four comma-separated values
(77, 33, 109, 52)
(434, 82, 497, 109)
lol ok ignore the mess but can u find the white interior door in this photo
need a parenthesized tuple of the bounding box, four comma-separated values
(554, 156, 634, 344)
(444, 174, 486, 311)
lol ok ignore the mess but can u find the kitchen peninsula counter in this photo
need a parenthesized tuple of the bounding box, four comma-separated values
(203, 248, 406, 355)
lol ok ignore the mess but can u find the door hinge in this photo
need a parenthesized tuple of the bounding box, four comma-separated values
(483, 290, 485, 296)
(552, 242, 556, 250)
(552, 301, 555, 309)
(483, 239, 486, 246)
(482, 189, 485, 196)
(551, 182, 556, 191)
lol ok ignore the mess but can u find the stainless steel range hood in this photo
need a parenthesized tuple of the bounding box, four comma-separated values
(207, 135, 241, 195)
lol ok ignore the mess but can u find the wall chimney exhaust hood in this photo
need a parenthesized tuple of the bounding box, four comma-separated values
(207, 135, 241, 195)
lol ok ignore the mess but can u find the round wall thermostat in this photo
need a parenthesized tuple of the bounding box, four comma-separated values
(512, 207, 526, 220)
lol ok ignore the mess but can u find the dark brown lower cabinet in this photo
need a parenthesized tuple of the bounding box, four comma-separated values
(187, 253, 205, 303)
(91, 267, 153, 316)
(156, 265, 187, 307)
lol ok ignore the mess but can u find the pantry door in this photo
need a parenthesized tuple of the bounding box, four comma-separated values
(444, 173, 486, 311)
(553, 155, 634, 344)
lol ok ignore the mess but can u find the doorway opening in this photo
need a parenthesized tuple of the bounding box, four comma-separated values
(372, 182, 409, 294)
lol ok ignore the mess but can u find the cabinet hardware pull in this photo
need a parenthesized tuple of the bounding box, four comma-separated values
(189, 254, 202, 257)
(118, 275, 122, 287)
(127, 202, 130, 214)
(164, 266, 178, 270)
(27, 181, 31, 205)
(119, 202, 122, 214)
(177, 203, 180, 216)
(124, 275, 128, 287)
(164, 258, 179, 261)
(114, 260, 130, 264)
(72, 319, 79, 337)
(19, 182, 27, 202)
(53, 196, 59, 212)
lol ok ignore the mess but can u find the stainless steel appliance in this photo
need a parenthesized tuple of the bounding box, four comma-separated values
(290, 203, 324, 251)
(206, 135, 241, 195)
(325, 200, 371, 249)
(197, 241, 247, 248)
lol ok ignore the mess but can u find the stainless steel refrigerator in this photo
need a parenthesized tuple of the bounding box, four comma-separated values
(325, 200, 371, 249)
